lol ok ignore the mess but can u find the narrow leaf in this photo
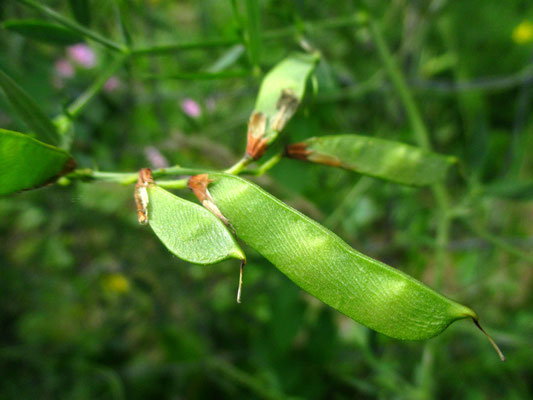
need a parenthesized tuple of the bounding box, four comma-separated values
(69, 0, 91, 26)
(144, 184, 245, 265)
(2, 19, 84, 45)
(0, 129, 75, 195)
(0, 68, 59, 145)
(286, 135, 456, 186)
(244, 0, 262, 67)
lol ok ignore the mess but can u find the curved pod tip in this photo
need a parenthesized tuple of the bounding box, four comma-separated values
(472, 318, 506, 362)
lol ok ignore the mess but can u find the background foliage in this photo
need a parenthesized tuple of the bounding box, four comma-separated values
(1, 0, 532, 399)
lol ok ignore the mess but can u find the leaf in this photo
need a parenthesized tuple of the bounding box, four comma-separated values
(207, 174, 478, 341)
(2, 19, 84, 45)
(286, 135, 457, 186)
(0, 68, 59, 145)
(254, 53, 318, 141)
(244, 0, 262, 67)
(145, 185, 245, 265)
(0, 129, 75, 195)
(68, 0, 91, 26)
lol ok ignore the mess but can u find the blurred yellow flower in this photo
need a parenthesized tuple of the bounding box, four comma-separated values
(512, 20, 533, 44)
(102, 273, 131, 294)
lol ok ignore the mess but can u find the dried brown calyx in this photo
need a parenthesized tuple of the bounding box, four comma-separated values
(285, 142, 311, 160)
(285, 142, 342, 167)
(135, 168, 154, 225)
(188, 174, 231, 226)
(245, 111, 268, 160)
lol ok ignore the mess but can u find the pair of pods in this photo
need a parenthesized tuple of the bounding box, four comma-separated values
(140, 170, 502, 356)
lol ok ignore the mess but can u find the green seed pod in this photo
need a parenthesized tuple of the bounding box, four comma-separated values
(285, 134, 457, 186)
(136, 169, 245, 265)
(206, 174, 504, 358)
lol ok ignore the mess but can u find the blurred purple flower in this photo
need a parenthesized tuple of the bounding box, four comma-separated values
(181, 98, 202, 118)
(144, 146, 169, 169)
(103, 76, 121, 93)
(67, 44, 96, 69)
(55, 59, 74, 78)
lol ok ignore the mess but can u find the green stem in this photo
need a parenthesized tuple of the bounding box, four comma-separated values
(130, 14, 361, 56)
(242, 152, 282, 176)
(141, 70, 251, 81)
(131, 37, 241, 56)
(465, 222, 533, 264)
(156, 179, 188, 189)
(206, 358, 286, 400)
(368, 15, 453, 399)
(67, 55, 127, 118)
(66, 166, 212, 185)
(368, 19, 430, 150)
(16, 0, 127, 53)
(324, 177, 373, 229)
(225, 157, 252, 175)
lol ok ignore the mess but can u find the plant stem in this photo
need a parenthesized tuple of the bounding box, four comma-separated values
(464, 222, 533, 264)
(16, 0, 127, 53)
(324, 177, 373, 229)
(368, 19, 430, 150)
(130, 14, 361, 56)
(156, 179, 188, 189)
(67, 55, 127, 118)
(66, 166, 212, 185)
(242, 152, 282, 176)
(225, 157, 252, 175)
(206, 358, 286, 400)
(368, 15, 452, 399)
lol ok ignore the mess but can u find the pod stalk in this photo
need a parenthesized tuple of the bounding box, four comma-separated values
(472, 318, 506, 362)
(237, 259, 245, 304)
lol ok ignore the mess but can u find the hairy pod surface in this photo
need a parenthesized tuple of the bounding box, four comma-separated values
(208, 174, 476, 340)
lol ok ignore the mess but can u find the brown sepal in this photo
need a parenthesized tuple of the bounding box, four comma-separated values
(285, 143, 342, 167)
(245, 111, 268, 160)
(135, 168, 154, 225)
(188, 174, 231, 226)
(285, 142, 311, 160)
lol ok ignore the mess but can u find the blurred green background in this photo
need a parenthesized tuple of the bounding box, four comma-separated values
(1, 0, 532, 399)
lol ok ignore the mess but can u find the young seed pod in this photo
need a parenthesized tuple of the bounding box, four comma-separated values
(134, 169, 245, 265)
(285, 135, 457, 187)
(206, 174, 503, 355)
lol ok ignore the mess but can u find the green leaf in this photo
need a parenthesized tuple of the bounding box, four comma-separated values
(68, 0, 91, 26)
(0, 129, 75, 195)
(0, 68, 59, 145)
(2, 19, 84, 45)
(244, 0, 261, 67)
(286, 135, 457, 186)
(254, 53, 318, 142)
(207, 174, 477, 340)
(146, 185, 245, 265)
